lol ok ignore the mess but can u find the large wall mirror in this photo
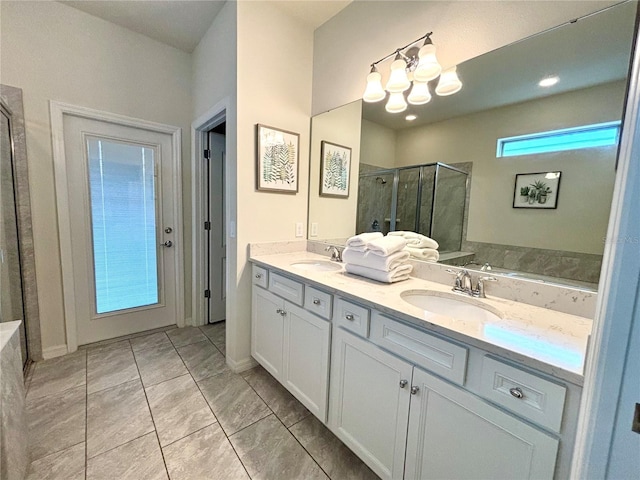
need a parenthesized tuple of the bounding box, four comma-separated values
(308, 1, 637, 290)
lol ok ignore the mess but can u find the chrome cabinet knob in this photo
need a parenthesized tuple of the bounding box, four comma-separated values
(276, 308, 284, 315)
(345, 314, 354, 321)
(161, 240, 173, 248)
(509, 387, 524, 399)
(410, 386, 420, 395)
(399, 379, 408, 389)
(313, 299, 321, 305)
(255, 273, 262, 279)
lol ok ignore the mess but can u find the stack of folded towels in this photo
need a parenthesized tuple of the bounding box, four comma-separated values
(342, 232, 413, 283)
(388, 231, 440, 261)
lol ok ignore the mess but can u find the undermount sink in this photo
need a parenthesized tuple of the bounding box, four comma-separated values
(290, 260, 343, 272)
(401, 290, 503, 322)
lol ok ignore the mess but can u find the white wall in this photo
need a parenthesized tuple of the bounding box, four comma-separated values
(394, 81, 625, 254)
(232, 2, 314, 366)
(360, 118, 396, 169)
(308, 100, 362, 240)
(312, 0, 619, 114)
(0, 1, 192, 353)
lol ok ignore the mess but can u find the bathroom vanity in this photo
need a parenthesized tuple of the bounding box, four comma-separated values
(250, 249, 590, 480)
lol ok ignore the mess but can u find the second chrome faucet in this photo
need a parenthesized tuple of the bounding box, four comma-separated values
(446, 268, 497, 298)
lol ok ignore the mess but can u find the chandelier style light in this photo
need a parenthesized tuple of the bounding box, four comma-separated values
(362, 32, 462, 113)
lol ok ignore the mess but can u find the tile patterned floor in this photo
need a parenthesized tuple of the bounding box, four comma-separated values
(24, 322, 379, 480)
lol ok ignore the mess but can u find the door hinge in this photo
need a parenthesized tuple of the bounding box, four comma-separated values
(204, 149, 211, 160)
(204, 221, 211, 230)
(204, 289, 211, 298)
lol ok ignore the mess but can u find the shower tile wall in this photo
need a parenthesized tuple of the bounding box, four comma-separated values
(432, 166, 468, 252)
(418, 166, 435, 237)
(356, 165, 393, 234)
(396, 168, 419, 232)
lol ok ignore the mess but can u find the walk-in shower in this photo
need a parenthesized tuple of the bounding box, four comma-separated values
(356, 162, 469, 252)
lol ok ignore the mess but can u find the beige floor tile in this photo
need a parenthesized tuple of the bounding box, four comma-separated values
(26, 442, 85, 480)
(27, 350, 86, 400)
(163, 424, 248, 480)
(230, 414, 327, 480)
(290, 415, 380, 480)
(86, 379, 154, 458)
(243, 365, 310, 427)
(176, 340, 229, 381)
(145, 374, 216, 447)
(130, 332, 171, 352)
(199, 321, 225, 349)
(87, 343, 139, 394)
(27, 385, 86, 461)
(167, 327, 208, 348)
(86, 432, 168, 480)
(198, 370, 270, 435)
(133, 341, 188, 387)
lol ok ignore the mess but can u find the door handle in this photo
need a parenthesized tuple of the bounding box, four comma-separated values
(161, 241, 173, 248)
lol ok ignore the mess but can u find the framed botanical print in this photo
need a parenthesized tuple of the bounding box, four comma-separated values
(319, 141, 352, 198)
(256, 124, 299, 193)
(513, 171, 562, 209)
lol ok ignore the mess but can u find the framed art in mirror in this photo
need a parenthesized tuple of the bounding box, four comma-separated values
(320, 140, 352, 198)
(256, 123, 299, 193)
(513, 172, 561, 209)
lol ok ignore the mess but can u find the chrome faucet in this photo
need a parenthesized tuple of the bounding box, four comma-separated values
(463, 261, 492, 272)
(446, 269, 497, 298)
(325, 245, 342, 262)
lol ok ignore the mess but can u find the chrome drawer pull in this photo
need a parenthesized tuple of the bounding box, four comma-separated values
(255, 273, 262, 279)
(313, 299, 321, 305)
(399, 379, 408, 389)
(509, 387, 524, 399)
(410, 386, 420, 395)
(345, 314, 355, 321)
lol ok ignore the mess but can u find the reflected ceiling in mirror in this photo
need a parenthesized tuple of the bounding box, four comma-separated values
(307, 1, 637, 291)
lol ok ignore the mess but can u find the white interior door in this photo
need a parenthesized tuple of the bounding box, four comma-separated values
(62, 114, 179, 345)
(206, 131, 225, 323)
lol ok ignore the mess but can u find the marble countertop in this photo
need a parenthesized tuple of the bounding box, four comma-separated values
(250, 251, 593, 385)
(1, 321, 22, 352)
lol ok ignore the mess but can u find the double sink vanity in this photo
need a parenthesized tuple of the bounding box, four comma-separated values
(249, 244, 592, 480)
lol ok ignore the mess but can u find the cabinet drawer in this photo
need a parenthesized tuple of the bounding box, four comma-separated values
(335, 298, 370, 337)
(370, 312, 468, 386)
(304, 286, 333, 320)
(252, 265, 268, 289)
(480, 356, 566, 433)
(268, 272, 304, 306)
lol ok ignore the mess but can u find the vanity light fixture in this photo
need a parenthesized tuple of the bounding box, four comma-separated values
(362, 32, 462, 112)
(539, 76, 559, 87)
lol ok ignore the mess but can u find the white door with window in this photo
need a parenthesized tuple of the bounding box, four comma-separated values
(55, 106, 182, 346)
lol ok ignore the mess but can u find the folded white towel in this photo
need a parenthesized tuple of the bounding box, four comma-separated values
(343, 248, 410, 272)
(345, 244, 367, 253)
(367, 236, 407, 257)
(346, 232, 383, 248)
(405, 246, 440, 261)
(345, 263, 413, 283)
(388, 231, 439, 250)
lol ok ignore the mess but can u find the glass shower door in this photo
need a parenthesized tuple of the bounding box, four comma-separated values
(432, 165, 468, 252)
(1, 107, 28, 366)
(356, 171, 395, 234)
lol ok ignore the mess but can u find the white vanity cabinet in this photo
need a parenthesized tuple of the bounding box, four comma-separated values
(405, 367, 558, 480)
(330, 327, 560, 480)
(251, 270, 331, 422)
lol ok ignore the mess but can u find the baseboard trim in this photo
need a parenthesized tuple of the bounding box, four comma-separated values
(227, 355, 257, 373)
(42, 344, 68, 359)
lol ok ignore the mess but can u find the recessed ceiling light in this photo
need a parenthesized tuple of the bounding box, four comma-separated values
(539, 76, 559, 87)
(405, 114, 417, 121)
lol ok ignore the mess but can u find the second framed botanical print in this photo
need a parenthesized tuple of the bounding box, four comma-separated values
(319, 141, 352, 198)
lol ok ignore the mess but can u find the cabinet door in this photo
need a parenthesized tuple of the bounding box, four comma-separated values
(283, 302, 331, 422)
(405, 368, 559, 480)
(329, 327, 413, 480)
(251, 287, 285, 380)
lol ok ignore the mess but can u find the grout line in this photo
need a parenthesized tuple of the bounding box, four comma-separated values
(131, 345, 171, 478)
(159, 420, 219, 449)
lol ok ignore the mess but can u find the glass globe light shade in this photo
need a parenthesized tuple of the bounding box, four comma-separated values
(407, 81, 432, 105)
(385, 92, 408, 113)
(362, 70, 386, 103)
(435, 66, 463, 96)
(414, 44, 442, 82)
(385, 59, 411, 93)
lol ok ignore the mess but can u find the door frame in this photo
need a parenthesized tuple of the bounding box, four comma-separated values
(50, 101, 184, 353)
(191, 100, 229, 327)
